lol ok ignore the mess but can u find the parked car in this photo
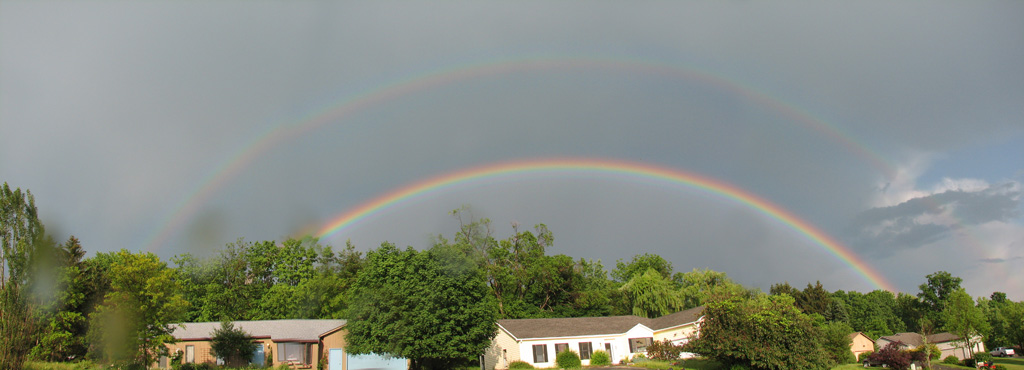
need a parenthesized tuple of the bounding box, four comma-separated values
(990, 347, 1015, 357)
(862, 354, 888, 368)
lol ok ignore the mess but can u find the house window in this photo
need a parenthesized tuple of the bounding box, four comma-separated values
(532, 344, 548, 363)
(554, 343, 569, 354)
(579, 342, 592, 360)
(277, 342, 311, 364)
(628, 337, 653, 353)
(185, 345, 195, 364)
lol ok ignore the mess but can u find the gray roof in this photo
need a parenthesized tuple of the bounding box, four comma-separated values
(170, 320, 347, 342)
(878, 332, 963, 347)
(498, 306, 704, 340)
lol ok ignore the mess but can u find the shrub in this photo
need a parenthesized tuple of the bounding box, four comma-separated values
(508, 360, 535, 369)
(555, 349, 581, 369)
(646, 339, 684, 361)
(631, 353, 648, 362)
(589, 350, 611, 366)
(995, 365, 1008, 370)
(942, 355, 960, 364)
(858, 351, 874, 362)
(974, 352, 993, 364)
(872, 341, 911, 370)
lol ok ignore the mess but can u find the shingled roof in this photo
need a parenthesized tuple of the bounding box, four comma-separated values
(878, 332, 964, 347)
(170, 319, 346, 342)
(498, 306, 704, 340)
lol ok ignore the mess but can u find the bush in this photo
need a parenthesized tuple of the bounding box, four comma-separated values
(555, 349, 581, 369)
(508, 360, 535, 369)
(858, 351, 874, 362)
(631, 353, 648, 362)
(872, 341, 911, 370)
(974, 352, 993, 364)
(646, 339, 684, 361)
(942, 355, 959, 364)
(995, 365, 1008, 370)
(589, 350, 610, 366)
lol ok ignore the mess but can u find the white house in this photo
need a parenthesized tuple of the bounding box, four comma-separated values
(483, 307, 703, 369)
(876, 332, 985, 361)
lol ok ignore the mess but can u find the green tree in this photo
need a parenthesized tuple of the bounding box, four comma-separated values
(940, 288, 988, 359)
(210, 321, 254, 367)
(793, 281, 831, 317)
(819, 321, 856, 365)
(620, 268, 683, 318)
(683, 294, 833, 370)
(1002, 300, 1024, 352)
(31, 236, 91, 361)
(345, 242, 498, 370)
(676, 269, 752, 309)
(1, 183, 45, 369)
(87, 250, 188, 367)
(612, 253, 673, 283)
(918, 271, 963, 328)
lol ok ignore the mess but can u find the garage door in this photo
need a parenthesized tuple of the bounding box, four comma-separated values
(346, 353, 407, 370)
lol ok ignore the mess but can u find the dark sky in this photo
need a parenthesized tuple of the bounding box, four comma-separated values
(2, 1, 1022, 298)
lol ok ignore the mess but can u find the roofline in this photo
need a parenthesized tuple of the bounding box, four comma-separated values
(497, 322, 658, 341)
(319, 324, 348, 338)
(653, 316, 704, 332)
(175, 335, 273, 342)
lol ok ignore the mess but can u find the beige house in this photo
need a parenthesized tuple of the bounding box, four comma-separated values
(876, 332, 985, 361)
(160, 320, 350, 369)
(484, 307, 704, 370)
(848, 332, 874, 360)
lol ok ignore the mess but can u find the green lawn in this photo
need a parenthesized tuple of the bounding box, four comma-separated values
(994, 357, 1024, 370)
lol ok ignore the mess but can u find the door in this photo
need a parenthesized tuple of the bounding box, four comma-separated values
(346, 353, 407, 370)
(605, 343, 613, 363)
(251, 344, 265, 366)
(329, 349, 344, 370)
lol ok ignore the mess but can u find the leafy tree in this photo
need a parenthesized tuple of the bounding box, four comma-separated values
(818, 321, 856, 365)
(612, 253, 673, 283)
(31, 236, 91, 361)
(676, 269, 752, 309)
(1, 183, 45, 369)
(1002, 300, 1024, 352)
(795, 281, 830, 317)
(210, 321, 254, 367)
(940, 288, 988, 359)
(918, 271, 963, 328)
(87, 250, 188, 367)
(768, 282, 799, 297)
(345, 242, 498, 370)
(620, 268, 683, 318)
(683, 294, 833, 370)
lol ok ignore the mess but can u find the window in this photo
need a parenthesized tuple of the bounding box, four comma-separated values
(185, 345, 195, 364)
(579, 342, 592, 360)
(554, 343, 569, 354)
(628, 337, 653, 353)
(532, 344, 548, 363)
(277, 342, 311, 364)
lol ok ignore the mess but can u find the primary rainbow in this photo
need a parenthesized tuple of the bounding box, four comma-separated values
(315, 157, 896, 292)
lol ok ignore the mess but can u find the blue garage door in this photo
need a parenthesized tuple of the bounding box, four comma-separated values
(346, 353, 407, 370)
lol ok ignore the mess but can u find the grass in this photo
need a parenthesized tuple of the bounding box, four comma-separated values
(994, 357, 1024, 370)
(24, 362, 103, 370)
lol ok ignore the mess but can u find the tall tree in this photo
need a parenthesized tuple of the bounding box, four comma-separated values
(345, 242, 497, 370)
(676, 268, 751, 309)
(87, 250, 188, 367)
(31, 236, 91, 361)
(796, 281, 831, 317)
(940, 288, 988, 359)
(0, 183, 45, 369)
(620, 268, 682, 318)
(918, 271, 963, 328)
(611, 253, 673, 283)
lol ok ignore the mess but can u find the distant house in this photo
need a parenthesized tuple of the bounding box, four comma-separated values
(875, 332, 985, 361)
(159, 319, 406, 370)
(484, 307, 704, 370)
(848, 332, 874, 360)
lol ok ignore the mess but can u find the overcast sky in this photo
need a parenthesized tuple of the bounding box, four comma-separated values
(3, 1, 1022, 298)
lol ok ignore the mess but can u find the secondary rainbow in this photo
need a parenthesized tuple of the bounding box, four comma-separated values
(315, 158, 896, 292)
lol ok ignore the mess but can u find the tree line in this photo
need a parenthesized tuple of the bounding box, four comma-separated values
(2, 184, 1023, 369)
